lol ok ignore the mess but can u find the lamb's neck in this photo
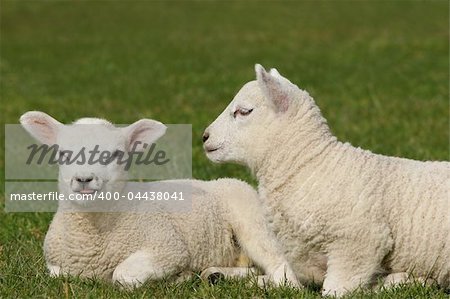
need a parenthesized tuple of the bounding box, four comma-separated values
(254, 112, 338, 195)
(256, 123, 386, 200)
(57, 193, 124, 234)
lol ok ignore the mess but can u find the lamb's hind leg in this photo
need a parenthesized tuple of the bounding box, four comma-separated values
(323, 222, 393, 297)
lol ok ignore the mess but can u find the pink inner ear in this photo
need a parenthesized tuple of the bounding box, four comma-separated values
(129, 127, 147, 144)
(267, 80, 289, 112)
(33, 119, 56, 144)
(260, 71, 289, 113)
(33, 120, 48, 125)
(274, 91, 289, 112)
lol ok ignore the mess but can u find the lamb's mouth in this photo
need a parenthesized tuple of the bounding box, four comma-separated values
(205, 146, 221, 153)
(74, 189, 99, 195)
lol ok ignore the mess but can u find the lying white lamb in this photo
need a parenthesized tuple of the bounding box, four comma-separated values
(203, 64, 449, 296)
(20, 111, 299, 289)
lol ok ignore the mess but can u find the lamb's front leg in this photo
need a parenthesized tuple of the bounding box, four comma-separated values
(322, 222, 393, 297)
(224, 193, 301, 287)
(113, 249, 188, 288)
(235, 228, 299, 287)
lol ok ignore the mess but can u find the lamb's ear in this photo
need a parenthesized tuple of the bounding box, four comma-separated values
(124, 119, 167, 151)
(255, 64, 289, 113)
(269, 68, 282, 78)
(20, 111, 62, 145)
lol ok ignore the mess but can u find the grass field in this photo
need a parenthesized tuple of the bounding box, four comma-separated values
(1, 1, 449, 298)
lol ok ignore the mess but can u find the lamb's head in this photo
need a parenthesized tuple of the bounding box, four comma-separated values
(20, 111, 166, 198)
(203, 64, 316, 168)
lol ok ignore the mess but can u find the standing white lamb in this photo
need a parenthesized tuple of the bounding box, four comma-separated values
(19, 111, 299, 289)
(203, 64, 449, 296)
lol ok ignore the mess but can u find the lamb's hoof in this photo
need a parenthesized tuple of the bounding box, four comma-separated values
(322, 288, 346, 298)
(382, 272, 409, 287)
(112, 273, 143, 290)
(200, 267, 257, 285)
(200, 267, 226, 284)
(174, 271, 194, 283)
(271, 262, 301, 288)
(47, 265, 61, 277)
(256, 275, 270, 287)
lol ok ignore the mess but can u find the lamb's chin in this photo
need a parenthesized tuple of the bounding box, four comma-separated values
(205, 150, 227, 164)
(206, 154, 224, 164)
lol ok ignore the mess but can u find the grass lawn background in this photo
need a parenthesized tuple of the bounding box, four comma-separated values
(0, 1, 448, 298)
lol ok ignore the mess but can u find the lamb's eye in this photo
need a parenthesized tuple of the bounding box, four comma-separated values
(233, 108, 253, 118)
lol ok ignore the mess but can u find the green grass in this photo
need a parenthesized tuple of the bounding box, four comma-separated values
(1, 1, 449, 298)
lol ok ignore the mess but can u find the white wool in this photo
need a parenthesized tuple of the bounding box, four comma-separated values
(73, 117, 113, 126)
(204, 64, 449, 296)
(20, 111, 299, 288)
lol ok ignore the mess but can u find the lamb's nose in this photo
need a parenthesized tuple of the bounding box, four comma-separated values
(202, 131, 209, 143)
(75, 176, 94, 183)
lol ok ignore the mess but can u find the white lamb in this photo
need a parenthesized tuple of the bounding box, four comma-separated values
(203, 64, 449, 296)
(19, 111, 299, 289)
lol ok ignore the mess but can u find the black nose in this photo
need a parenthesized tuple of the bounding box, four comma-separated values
(202, 132, 209, 143)
(75, 176, 93, 183)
